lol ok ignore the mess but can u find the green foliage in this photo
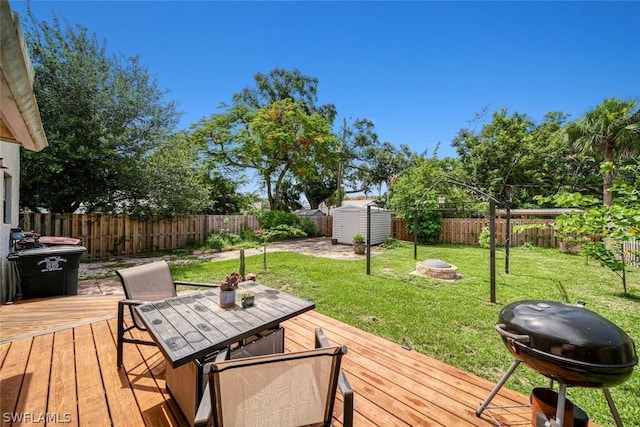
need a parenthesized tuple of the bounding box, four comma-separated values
(565, 97, 640, 206)
(352, 233, 365, 244)
(406, 210, 442, 245)
(385, 156, 477, 216)
(297, 218, 317, 237)
(544, 161, 640, 294)
(380, 237, 405, 249)
(450, 108, 602, 206)
(258, 210, 316, 236)
(143, 134, 213, 215)
(20, 8, 180, 213)
(256, 225, 307, 243)
(478, 227, 490, 249)
(205, 234, 225, 251)
(260, 211, 299, 229)
(191, 70, 338, 211)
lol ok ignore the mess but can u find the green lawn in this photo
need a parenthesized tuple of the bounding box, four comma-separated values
(170, 242, 640, 426)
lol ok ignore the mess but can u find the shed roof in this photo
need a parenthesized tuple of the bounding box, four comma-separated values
(294, 209, 326, 216)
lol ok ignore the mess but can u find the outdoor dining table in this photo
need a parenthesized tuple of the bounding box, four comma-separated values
(134, 280, 315, 424)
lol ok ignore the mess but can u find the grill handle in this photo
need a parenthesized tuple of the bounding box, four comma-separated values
(495, 324, 530, 344)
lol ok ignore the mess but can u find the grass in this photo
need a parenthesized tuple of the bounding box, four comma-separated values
(168, 242, 640, 426)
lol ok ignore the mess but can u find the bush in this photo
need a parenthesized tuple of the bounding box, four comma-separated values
(478, 227, 490, 248)
(260, 210, 316, 237)
(381, 237, 405, 249)
(205, 233, 225, 251)
(260, 211, 299, 229)
(406, 210, 442, 245)
(298, 218, 317, 237)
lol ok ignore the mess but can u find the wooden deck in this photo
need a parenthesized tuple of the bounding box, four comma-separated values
(0, 295, 580, 426)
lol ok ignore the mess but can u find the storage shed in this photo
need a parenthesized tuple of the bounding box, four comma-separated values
(332, 204, 391, 245)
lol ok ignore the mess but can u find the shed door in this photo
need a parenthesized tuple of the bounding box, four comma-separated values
(341, 210, 361, 244)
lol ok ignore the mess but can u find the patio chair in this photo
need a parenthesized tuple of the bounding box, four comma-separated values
(194, 327, 353, 427)
(116, 260, 218, 368)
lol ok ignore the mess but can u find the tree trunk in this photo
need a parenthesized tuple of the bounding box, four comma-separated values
(603, 147, 615, 206)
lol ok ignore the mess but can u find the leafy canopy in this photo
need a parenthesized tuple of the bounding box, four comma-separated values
(20, 7, 181, 213)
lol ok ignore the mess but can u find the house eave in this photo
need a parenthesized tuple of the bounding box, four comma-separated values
(1, 0, 48, 152)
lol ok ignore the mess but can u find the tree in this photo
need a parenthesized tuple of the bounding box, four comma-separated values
(142, 134, 212, 216)
(566, 97, 640, 206)
(203, 172, 256, 215)
(20, 8, 180, 213)
(193, 98, 337, 211)
(232, 68, 337, 124)
(385, 157, 470, 243)
(544, 160, 640, 295)
(192, 69, 339, 211)
(452, 109, 536, 204)
(338, 119, 414, 200)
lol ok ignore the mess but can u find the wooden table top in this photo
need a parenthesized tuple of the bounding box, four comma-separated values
(134, 281, 315, 368)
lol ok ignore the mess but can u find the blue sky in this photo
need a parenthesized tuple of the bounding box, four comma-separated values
(10, 1, 640, 159)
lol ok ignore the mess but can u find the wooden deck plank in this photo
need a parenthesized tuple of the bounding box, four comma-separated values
(292, 311, 531, 426)
(105, 317, 184, 427)
(48, 328, 79, 427)
(0, 339, 32, 422)
(286, 315, 495, 427)
(73, 324, 111, 427)
(92, 320, 145, 427)
(284, 324, 410, 427)
(0, 295, 604, 427)
(13, 333, 53, 427)
(0, 296, 120, 344)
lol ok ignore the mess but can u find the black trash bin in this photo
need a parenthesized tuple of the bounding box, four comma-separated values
(7, 245, 87, 299)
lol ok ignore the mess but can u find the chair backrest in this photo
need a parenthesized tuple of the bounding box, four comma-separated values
(116, 261, 177, 328)
(208, 345, 347, 427)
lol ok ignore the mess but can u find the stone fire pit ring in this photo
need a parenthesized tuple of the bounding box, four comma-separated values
(416, 259, 459, 280)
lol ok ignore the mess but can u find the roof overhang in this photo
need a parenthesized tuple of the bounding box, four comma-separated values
(1, 0, 48, 152)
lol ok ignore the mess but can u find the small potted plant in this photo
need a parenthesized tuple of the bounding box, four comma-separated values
(352, 233, 366, 255)
(219, 272, 240, 308)
(241, 290, 255, 308)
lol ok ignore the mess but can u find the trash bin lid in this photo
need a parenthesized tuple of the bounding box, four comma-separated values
(39, 236, 81, 246)
(8, 245, 87, 259)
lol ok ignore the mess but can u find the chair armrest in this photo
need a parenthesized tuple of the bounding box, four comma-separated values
(338, 371, 354, 427)
(315, 328, 354, 427)
(194, 349, 229, 427)
(118, 299, 149, 307)
(174, 281, 220, 288)
(194, 380, 212, 427)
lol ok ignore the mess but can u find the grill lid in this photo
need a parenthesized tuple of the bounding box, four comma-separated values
(499, 300, 637, 367)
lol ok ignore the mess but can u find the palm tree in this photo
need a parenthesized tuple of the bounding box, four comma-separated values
(566, 97, 640, 205)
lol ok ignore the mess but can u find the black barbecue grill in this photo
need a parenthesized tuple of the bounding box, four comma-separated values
(477, 300, 637, 427)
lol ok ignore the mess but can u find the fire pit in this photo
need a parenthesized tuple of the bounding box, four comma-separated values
(477, 300, 637, 427)
(415, 259, 459, 280)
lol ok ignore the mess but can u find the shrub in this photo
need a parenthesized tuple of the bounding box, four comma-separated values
(298, 217, 317, 237)
(407, 210, 442, 245)
(381, 237, 405, 249)
(478, 227, 490, 248)
(260, 211, 299, 229)
(205, 233, 225, 251)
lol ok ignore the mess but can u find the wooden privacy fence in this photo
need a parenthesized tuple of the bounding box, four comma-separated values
(21, 213, 259, 259)
(19, 213, 639, 267)
(439, 218, 558, 247)
(392, 218, 558, 247)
